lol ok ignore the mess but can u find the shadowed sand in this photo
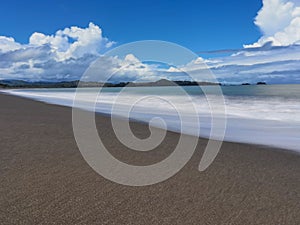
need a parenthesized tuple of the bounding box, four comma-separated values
(0, 93, 299, 224)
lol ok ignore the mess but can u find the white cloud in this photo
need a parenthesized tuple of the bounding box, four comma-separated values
(0, 23, 117, 81)
(0, 36, 22, 53)
(29, 22, 114, 61)
(83, 54, 159, 83)
(124, 54, 140, 63)
(245, 0, 300, 47)
(176, 43, 300, 84)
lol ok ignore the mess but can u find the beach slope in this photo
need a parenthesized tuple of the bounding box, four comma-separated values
(0, 93, 299, 224)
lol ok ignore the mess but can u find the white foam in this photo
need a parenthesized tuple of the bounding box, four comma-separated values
(3, 88, 300, 152)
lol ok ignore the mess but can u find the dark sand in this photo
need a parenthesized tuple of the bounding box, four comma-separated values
(0, 93, 299, 225)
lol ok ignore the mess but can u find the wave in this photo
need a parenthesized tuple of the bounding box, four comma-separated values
(3, 86, 300, 152)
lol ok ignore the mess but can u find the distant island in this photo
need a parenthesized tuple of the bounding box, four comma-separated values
(242, 82, 267, 85)
(0, 79, 267, 89)
(0, 79, 221, 89)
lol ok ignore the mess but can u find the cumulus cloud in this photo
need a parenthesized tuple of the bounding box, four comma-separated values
(0, 22, 193, 83)
(0, 36, 22, 53)
(0, 23, 116, 81)
(29, 22, 114, 61)
(245, 0, 300, 47)
(81, 54, 164, 83)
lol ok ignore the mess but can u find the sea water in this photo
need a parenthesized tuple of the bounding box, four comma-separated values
(3, 84, 300, 152)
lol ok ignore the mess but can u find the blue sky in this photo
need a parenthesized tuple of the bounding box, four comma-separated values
(0, 0, 262, 52)
(0, 0, 300, 84)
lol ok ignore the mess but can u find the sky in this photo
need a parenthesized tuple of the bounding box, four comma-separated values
(0, 0, 300, 84)
(0, 0, 262, 51)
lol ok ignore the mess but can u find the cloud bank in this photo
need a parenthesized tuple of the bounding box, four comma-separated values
(245, 0, 300, 47)
(196, 0, 300, 84)
(0, 1, 300, 84)
(0, 23, 116, 81)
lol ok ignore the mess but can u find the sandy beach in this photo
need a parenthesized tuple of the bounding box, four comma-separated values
(0, 93, 299, 225)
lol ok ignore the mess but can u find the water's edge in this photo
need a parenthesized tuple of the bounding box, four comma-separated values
(2, 89, 300, 155)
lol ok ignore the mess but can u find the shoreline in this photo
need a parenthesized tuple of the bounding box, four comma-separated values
(2, 89, 300, 154)
(0, 93, 299, 224)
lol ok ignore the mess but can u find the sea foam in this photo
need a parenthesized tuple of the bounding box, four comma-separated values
(3, 85, 300, 152)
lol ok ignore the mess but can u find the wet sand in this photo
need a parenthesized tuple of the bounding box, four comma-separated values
(0, 93, 299, 224)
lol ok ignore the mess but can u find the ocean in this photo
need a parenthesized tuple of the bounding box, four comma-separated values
(3, 84, 300, 152)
